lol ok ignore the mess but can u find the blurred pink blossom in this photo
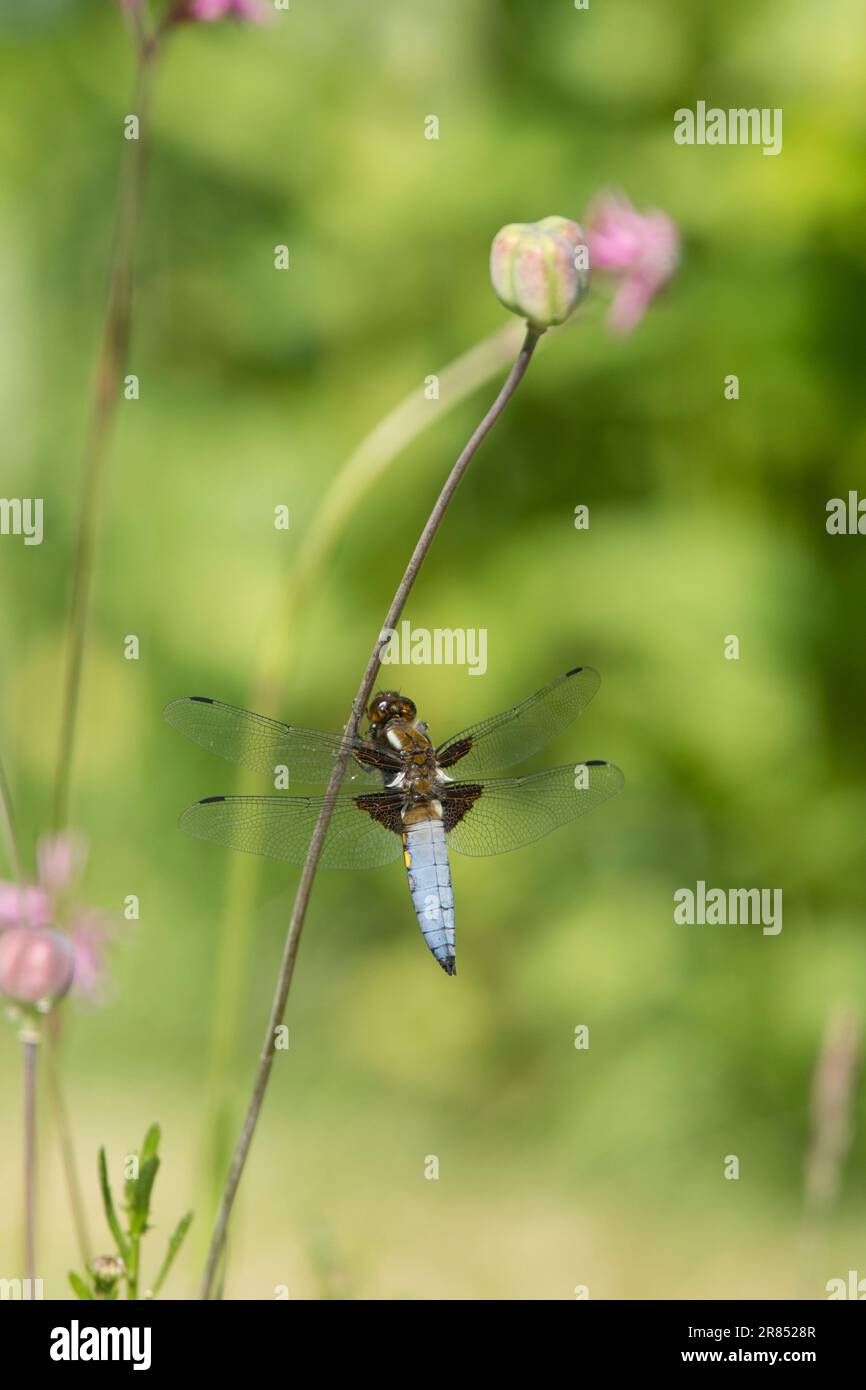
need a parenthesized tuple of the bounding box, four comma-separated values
(0, 926, 75, 1008)
(181, 0, 264, 21)
(0, 832, 117, 1006)
(36, 830, 87, 896)
(0, 883, 52, 930)
(68, 913, 114, 1003)
(585, 193, 679, 334)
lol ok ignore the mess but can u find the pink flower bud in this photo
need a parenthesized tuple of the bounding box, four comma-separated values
(0, 926, 75, 1008)
(490, 216, 589, 331)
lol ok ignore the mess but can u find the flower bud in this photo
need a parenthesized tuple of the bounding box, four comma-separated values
(0, 926, 75, 1009)
(90, 1254, 126, 1298)
(490, 216, 589, 330)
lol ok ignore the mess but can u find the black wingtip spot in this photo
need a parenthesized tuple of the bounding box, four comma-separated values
(190, 695, 214, 704)
(585, 759, 607, 767)
(565, 666, 584, 677)
(198, 795, 226, 804)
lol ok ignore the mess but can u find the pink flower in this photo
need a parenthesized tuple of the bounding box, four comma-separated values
(69, 912, 114, 1005)
(0, 832, 117, 1006)
(181, 0, 264, 21)
(585, 193, 679, 334)
(37, 831, 87, 896)
(0, 926, 75, 1008)
(0, 883, 52, 930)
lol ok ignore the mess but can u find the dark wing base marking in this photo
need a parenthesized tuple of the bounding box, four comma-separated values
(437, 737, 473, 769)
(355, 793, 405, 835)
(441, 784, 483, 830)
(352, 744, 401, 774)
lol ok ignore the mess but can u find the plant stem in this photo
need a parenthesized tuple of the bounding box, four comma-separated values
(0, 754, 24, 883)
(199, 323, 542, 1299)
(22, 1026, 40, 1283)
(198, 321, 526, 1231)
(0, 762, 43, 1282)
(45, 1027, 92, 1270)
(799, 1004, 861, 1292)
(127, 1237, 140, 1300)
(52, 39, 158, 831)
(198, 313, 599, 1238)
(259, 323, 526, 702)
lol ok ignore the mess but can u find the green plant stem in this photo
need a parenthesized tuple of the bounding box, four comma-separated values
(127, 1237, 140, 1300)
(799, 1004, 861, 1293)
(52, 37, 159, 831)
(0, 754, 24, 883)
(45, 1029, 92, 1270)
(260, 322, 526, 701)
(22, 1027, 39, 1283)
(199, 323, 542, 1299)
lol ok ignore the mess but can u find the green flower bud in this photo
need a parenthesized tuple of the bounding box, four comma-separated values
(490, 216, 590, 330)
(90, 1254, 125, 1297)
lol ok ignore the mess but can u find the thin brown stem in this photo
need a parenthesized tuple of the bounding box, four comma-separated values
(199, 324, 541, 1299)
(22, 1028, 39, 1283)
(52, 42, 158, 831)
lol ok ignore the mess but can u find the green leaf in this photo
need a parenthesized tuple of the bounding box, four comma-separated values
(99, 1147, 130, 1259)
(141, 1124, 161, 1164)
(129, 1154, 160, 1236)
(68, 1271, 94, 1300)
(149, 1211, 194, 1299)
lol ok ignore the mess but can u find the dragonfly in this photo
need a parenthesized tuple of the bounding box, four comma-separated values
(164, 666, 623, 977)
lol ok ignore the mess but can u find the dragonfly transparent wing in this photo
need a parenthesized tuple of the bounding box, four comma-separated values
(441, 761, 624, 857)
(164, 696, 395, 787)
(178, 791, 406, 869)
(435, 667, 602, 777)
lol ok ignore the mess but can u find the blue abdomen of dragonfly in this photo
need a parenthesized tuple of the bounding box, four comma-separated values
(403, 818, 456, 975)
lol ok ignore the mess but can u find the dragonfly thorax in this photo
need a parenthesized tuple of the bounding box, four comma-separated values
(373, 715, 448, 812)
(382, 718, 431, 754)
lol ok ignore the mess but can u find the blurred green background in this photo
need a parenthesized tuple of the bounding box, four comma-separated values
(1, 0, 865, 1299)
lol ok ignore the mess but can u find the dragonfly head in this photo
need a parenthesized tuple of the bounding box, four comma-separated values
(367, 690, 417, 731)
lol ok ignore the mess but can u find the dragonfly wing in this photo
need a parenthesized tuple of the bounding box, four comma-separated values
(442, 761, 624, 857)
(164, 696, 393, 786)
(179, 792, 406, 869)
(435, 667, 602, 776)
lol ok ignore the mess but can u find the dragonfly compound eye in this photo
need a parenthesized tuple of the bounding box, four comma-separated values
(368, 691, 398, 724)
